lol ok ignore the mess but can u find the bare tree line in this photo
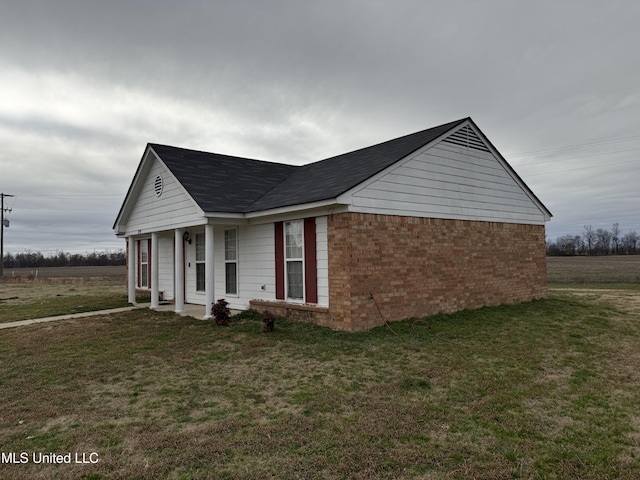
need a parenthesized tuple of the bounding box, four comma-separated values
(2, 250, 126, 268)
(547, 223, 639, 256)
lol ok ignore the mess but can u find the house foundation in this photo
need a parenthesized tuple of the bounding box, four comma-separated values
(249, 300, 330, 327)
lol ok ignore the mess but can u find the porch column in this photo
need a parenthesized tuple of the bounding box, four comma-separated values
(204, 224, 215, 319)
(127, 236, 136, 304)
(151, 232, 159, 309)
(174, 228, 185, 313)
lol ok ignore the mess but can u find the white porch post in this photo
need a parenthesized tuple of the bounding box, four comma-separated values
(204, 224, 215, 319)
(127, 236, 136, 304)
(151, 232, 159, 309)
(174, 228, 185, 313)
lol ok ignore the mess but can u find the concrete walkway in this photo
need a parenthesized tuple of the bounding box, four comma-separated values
(0, 303, 206, 330)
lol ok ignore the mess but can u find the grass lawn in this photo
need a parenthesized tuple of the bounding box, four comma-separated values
(0, 282, 130, 323)
(1, 293, 640, 479)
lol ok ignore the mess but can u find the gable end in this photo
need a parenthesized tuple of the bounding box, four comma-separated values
(339, 119, 551, 225)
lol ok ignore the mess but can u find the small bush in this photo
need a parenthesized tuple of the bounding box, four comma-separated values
(212, 298, 230, 326)
(262, 311, 275, 333)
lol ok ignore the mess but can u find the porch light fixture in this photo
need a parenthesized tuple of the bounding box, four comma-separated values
(183, 231, 192, 244)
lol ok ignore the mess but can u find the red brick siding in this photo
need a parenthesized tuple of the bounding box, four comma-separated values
(326, 213, 547, 331)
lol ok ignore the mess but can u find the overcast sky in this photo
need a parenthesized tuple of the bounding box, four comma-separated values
(1, 0, 639, 254)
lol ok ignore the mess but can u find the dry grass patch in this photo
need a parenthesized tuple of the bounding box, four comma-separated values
(1, 294, 640, 479)
(547, 255, 640, 287)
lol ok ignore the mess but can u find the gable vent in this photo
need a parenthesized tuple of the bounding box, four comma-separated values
(442, 125, 490, 152)
(154, 175, 164, 197)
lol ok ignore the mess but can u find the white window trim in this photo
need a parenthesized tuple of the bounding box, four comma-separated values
(285, 219, 305, 303)
(224, 227, 239, 297)
(195, 232, 205, 293)
(139, 239, 149, 289)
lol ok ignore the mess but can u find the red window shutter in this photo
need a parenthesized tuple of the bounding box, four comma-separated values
(137, 241, 141, 288)
(274, 222, 285, 300)
(304, 217, 317, 304)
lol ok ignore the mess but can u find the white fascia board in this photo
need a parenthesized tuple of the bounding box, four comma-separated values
(467, 121, 553, 222)
(244, 200, 348, 225)
(113, 146, 155, 233)
(119, 219, 209, 238)
(203, 212, 248, 225)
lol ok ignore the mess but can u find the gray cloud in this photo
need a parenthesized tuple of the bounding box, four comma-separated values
(1, 0, 639, 253)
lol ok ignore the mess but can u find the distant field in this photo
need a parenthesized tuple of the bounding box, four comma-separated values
(2, 265, 126, 280)
(0, 267, 128, 323)
(547, 255, 640, 286)
(3, 258, 639, 286)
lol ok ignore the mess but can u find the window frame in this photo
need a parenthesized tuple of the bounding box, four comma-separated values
(138, 239, 150, 289)
(284, 220, 304, 301)
(224, 227, 238, 296)
(195, 233, 205, 293)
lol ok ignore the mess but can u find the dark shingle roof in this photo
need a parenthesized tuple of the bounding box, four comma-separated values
(247, 118, 467, 212)
(152, 118, 467, 214)
(149, 144, 297, 213)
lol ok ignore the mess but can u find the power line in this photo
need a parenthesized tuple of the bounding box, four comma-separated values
(521, 157, 640, 177)
(24, 194, 123, 198)
(512, 146, 640, 168)
(506, 134, 640, 159)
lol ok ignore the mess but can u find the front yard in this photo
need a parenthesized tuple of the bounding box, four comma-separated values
(1, 291, 639, 479)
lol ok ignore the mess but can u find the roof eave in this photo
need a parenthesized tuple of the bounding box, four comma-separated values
(244, 198, 343, 220)
(112, 143, 155, 232)
(465, 118, 553, 221)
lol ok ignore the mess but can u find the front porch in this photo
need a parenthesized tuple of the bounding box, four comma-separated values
(127, 225, 217, 319)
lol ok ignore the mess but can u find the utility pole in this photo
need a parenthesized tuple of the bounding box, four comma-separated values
(1, 193, 14, 278)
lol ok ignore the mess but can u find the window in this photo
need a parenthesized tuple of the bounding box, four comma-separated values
(225, 228, 238, 295)
(275, 218, 317, 303)
(139, 240, 149, 288)
(285, 220, 304, 300)
(195, 233, 205, 292)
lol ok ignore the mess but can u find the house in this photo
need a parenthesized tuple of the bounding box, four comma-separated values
(113, 117, 552, 331)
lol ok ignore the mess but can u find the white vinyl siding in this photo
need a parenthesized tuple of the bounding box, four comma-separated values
(125, 154, 203, 234)
(184, 223, 276, 310)
(157, 234, 174, 300)
(348, 136, 547, 225)
(235, 223, 276, 307)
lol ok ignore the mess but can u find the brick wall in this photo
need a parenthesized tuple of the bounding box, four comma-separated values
(249, 299, 329, 326)
(326, 212, 547, 331)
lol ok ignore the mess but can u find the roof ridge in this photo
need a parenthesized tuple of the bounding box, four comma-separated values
(244, 117, 469, 212)
(299, 117, 469, 167)
(149, 142, 288, 167)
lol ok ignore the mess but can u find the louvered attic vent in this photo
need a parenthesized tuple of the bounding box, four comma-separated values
(442, 125, 490, 152)
(154, 175, 164, 197)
